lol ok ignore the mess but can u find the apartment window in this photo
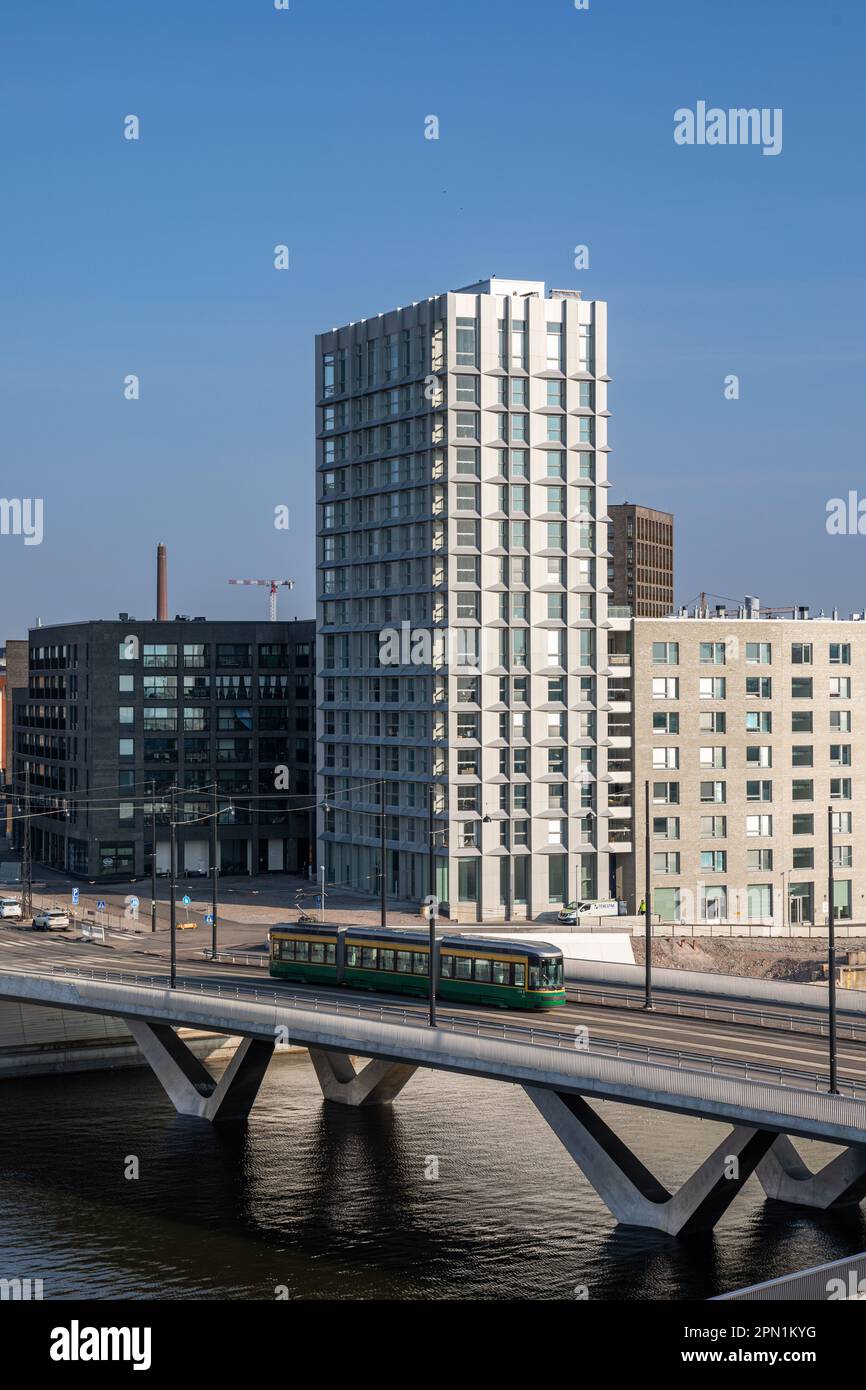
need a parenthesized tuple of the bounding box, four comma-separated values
(793, 847, 814, 870)
(700, 850, 727, 873)
(699, 746, 726, 769)
(747, 885, 773, 921)
(832, 812, 852, 834)
(830, 710, 852, 732)
(833, 845, 853, 869)
(455, 318, 477, 367)
(699, 711, 726, 733)
(653, 747, 679, 769)
(652, 678, 679, 699)
(652, 712, 679, 734)
(746, 677, 772, 699)
(701, 886, 728, 921)
(119, 674, 134, 694)
(456, 411, 478, 440)
(829, 643, 851, 664)
(455, 519, 479, 547)
(119, 738, 135, 757)
(699, 642, 725, 665)
(791, 746, 813, 767)
(143, 644, 177, 669)
(792, 711, 813, 732)
(699, 677, 726, 699)
(746, 815, 772, 836)
(747, 849, 773, 870)
(545, 322, 563, 369)
(746, 711, 772, 732)
(654, 852, 680, 874)
(792, 779, 814, 801)
(456, 483, 479, 511)
(700, 816, 727, 837)
(791, 642, 812, 664)
(653, 782, 680, 805)
(791, 677, 813, 699)
(700, 781, 726, 803)
(746, 780, 772, 801)
(793, 814, 814, 835)
(831, 778, 853, 800)
(746, 642, 771, 664)
(830, 677, 851, 698)
(653, 817, 680, 839)
(456, 447, 479, 475)
(830, 744, 852, 766)
(454, 375, 478, 404)
(652, 642, 679, 665)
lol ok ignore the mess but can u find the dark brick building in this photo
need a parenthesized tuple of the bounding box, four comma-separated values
(608, 502, 674, 617)
(12, 617, 315, 879)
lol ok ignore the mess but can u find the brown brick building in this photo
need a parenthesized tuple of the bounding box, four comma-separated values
(609, 503, 674, 617)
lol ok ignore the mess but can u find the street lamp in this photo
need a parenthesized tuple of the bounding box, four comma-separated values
(827, 806, 838, 1094)
(644, 780, 654, 1011)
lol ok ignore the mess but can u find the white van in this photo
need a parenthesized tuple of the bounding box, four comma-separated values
(558, 900, 619, 924)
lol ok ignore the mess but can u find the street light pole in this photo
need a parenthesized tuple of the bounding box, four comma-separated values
(211, 782, 219, 958)
(169, 783, 177, 989)
(827, 806, 838, 1094)
(150, 779, 157, 934)
(380, 779, 387, 931)
(644, 779, 654, 1010)
(427, 782, 437, 1028)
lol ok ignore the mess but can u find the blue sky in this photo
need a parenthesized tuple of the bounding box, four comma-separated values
(1, 0, 864, 632)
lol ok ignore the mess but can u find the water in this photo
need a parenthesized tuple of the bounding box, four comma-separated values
(1, 1051, 864, 1300)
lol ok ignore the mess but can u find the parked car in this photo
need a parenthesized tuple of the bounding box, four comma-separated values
(32, 909, 71, 932)
(558, 899, 620, 924)
(0, 898, 22, 919)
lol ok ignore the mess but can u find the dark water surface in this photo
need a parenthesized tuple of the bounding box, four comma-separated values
(1, 1051, 864, 1300)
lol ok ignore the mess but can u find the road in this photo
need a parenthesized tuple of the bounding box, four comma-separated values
(1, 924, 864, 1091)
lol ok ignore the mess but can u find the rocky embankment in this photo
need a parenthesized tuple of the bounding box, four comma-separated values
(632, 936, 866, 983)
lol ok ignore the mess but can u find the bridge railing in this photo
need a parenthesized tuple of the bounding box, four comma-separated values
(33, 961, 866, 1100)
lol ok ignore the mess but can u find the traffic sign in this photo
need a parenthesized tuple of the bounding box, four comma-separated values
(204, 913, 214, 925)
(182, 894, 191, 906)
(129, 896, 140, 909)
(97, 900, 106, 911)
(71, 888, 79, 906)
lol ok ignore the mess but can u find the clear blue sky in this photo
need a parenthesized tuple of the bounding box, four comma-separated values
(1, 0, 864, 633)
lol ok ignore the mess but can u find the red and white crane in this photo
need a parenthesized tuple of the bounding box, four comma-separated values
(229, 578, 295, 621)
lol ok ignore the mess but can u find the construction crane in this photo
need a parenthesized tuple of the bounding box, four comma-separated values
(229, 578, 295, 621)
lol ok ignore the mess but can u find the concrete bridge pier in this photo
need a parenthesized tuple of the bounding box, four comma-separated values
(309, 1048, 418, 1106)
(127, 1021, 275, 1122)
(757, 1135, 866, 1210)
(524, 1086, 776, 1236)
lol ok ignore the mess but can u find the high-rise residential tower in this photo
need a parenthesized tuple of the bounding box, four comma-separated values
(316, 277, 627, 923)
(609, 502, 674, 617)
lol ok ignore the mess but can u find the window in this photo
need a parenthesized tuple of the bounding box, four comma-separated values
(654, 852, 680, 874)
(793, 813, 814, 835)
(833, 845, 853, 869)
(792, 779, 814, 801)
(700, 850, 727, 872)
(746, 711, 772, 732)
(792, 677, 813, 698)
(652, 677, 679, 699)
(456, 411, 478, 440)
(699, 746, 726, 769)
(793, 847, 814, 870)
(791, 746, 813, 767)
(700, 816, 727, 838)
(699, 642, 726, 665)
(746, 780, 772, 801)
(791, 643, 812, 664)
(747, 885, 773, 922)
(831, 811, 852, 834)
(701, 885, 728, 921)
(830, 677, 851, 698)
(746, 642, 771, 664)
(653, 747, 679, 769)
(746, 815, 772, 836)
(746, 677, 772, 699)
(829, 643, 851, 665)
(699, 711, 726, 733)
(830, 744, 852, 766)
(830, 709, 852, 732)
(653, 782, 680, 805)
(653, 817, 680, 839)
(118, 706, 134, 726)
(699, 677, 726, 699)
(119, 738, 135, 757)
(792, 711, 813, 732)
(652, 642, 679, 664)
(831, 777, 853, 800)
(700, 781, 726, 803)
(455, 375, 478, 403)
(119, 674, 134, 693)
(652, 712, 679, 734)
(747, 849, 773, 870)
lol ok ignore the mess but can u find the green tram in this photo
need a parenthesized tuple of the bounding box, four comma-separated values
(268, 924, 566, 1010)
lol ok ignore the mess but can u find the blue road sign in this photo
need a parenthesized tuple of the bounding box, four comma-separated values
(97, 900, 106, 911)
(315, 895, 322, 908)
(129, 896, 140, 909)
(182, 894, 191, 906)
(204, 913, 214, 925)
(71, 888, 79, 906)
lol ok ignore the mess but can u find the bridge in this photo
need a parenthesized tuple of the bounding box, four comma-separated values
(2, 957, 866, 1238)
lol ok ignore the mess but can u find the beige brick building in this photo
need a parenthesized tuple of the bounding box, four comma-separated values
(626, 603, 866, 926)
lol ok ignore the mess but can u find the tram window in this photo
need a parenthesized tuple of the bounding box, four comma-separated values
(346, 945, 359, 967)
(440, 955, 453, 978)
(310, 943, 325, 964)
(271, 942, 279, 959)
(361, 947, 378, 969)
(514, 963, 526, 987)
(474, 958, 491, 983)
(529, 966, 541, 989)
(412, 952, 428, 975)
(326, 945, 336, 965)
(296, 941, 310, 962)
(396, 951, 412, 973)
(280, 940, 294, 960)
(380, 949, 395, 971)
(455, 957, 472, 980)
(492, 960, 509, 986)
(540, 958, 562, 988)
